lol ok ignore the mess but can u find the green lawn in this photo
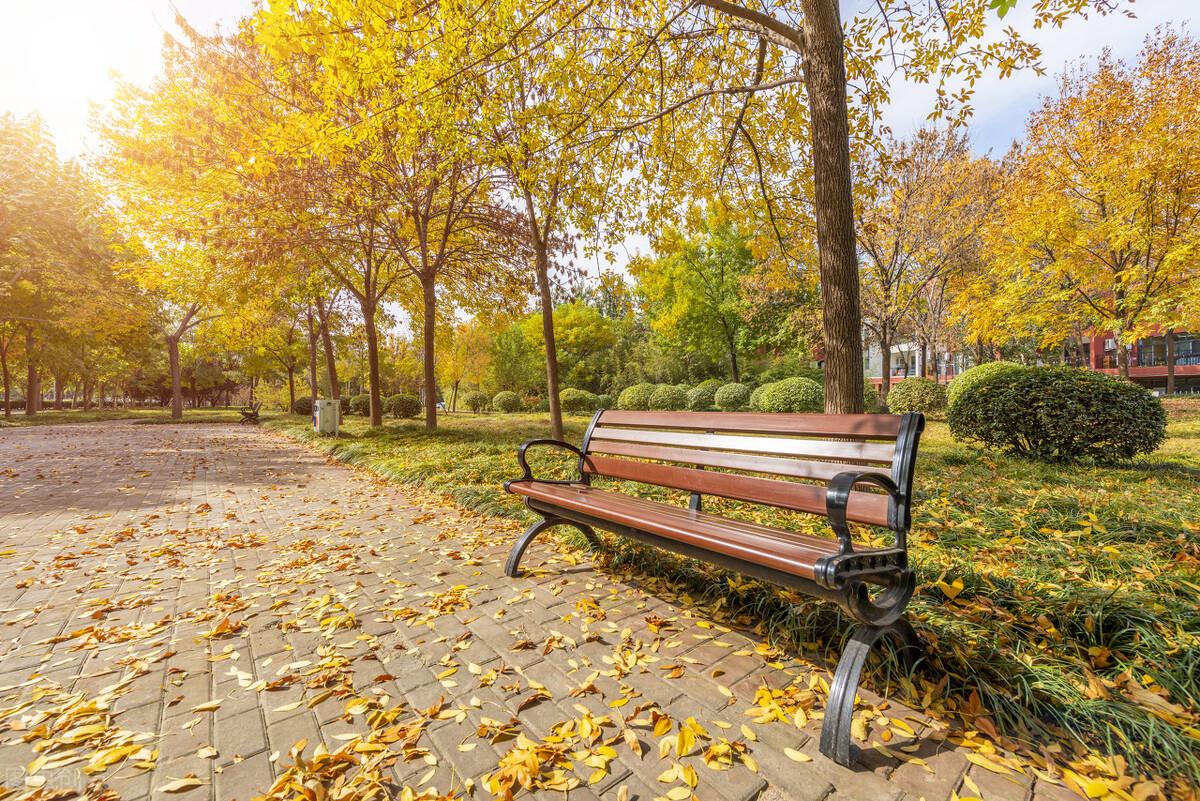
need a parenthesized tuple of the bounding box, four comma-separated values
(268, 401, 1200, 788)
(0, 406, 275, 427)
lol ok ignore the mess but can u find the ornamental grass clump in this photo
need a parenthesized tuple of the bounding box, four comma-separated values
(947, 365, 1166, 463)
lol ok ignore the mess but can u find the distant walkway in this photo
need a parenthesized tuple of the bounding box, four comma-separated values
(0, 423, 1067, 801)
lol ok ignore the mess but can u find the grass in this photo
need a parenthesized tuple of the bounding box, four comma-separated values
(0, 406, 275, 427)
(267, 402, 1200, 789)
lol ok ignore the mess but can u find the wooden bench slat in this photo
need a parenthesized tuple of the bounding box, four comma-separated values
(509, 480, 866, 579)
(586, 439, 866, 482)
(584, 454, 891, 527)
(589, 426, 896, 464)
(597, 410, 904, 438)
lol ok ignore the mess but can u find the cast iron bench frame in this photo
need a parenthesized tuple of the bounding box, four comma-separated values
(503, 409, 926, 766)
(239, 400, 262, 425)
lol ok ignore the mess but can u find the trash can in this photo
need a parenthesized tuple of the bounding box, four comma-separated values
(313, 399, 340, 435)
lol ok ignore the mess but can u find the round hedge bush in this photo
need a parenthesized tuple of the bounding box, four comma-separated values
(348, 394, 371, 416)
(947, 365, 1166, 463)
(596, 394, 614, 410)
(885, 377, 947, 414)
(386, 393, 421, 418)
(760, 377, 823, 413)
(492, 391, 522, 413)
(947, 361, 1023, 410)
(462, 390, 488, 413)
(649, 384, 689, 411)
(714, 382, 751, 411)
(686, 379, 723, 411)
(292, 396, 314, 416)
(749, 382, 774, 411)
(617, 383, 656, 411)
(560, 388, 600, 414)
(862, 379, 882, 413)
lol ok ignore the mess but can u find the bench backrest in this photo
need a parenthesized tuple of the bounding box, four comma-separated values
(580, 411, 924, 531)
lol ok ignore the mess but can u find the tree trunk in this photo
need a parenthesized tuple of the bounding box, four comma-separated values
(419, 276, 439, 431)
(361, 298, 384, 427)
(306, 306, 319, 403)
(878, 336, 893, 404)
(287, 366, 296, 413)
(722, 320, 741, 383)
(24, 325, 38, 416)
(167, 335, 184, 421)
(1165, 329, 1176, 395)
(1116, 336, 1130, 379)
(315, 296, 341, 403)
(53, 375, 64, 409)
(799, 0, 864, 414)
(0, 339, 10, 418)
(451, 380, 460, 413)
(533, 242, 564, 439)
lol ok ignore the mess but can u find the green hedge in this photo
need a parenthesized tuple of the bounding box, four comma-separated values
(649, 384, 689, 411)
(947, 365, 1166, 463)
(348, 394, 371, 416)
(687, 379, 723, 411)
(714, 382, 751, 411)
(386, 393, 421, 418)
(560, 388, 600, 413)
(886, 377, 947, 414)
(759, 377, 823, 413)
(462, 390, 488, 413)
(292, 396, 314, 416)
(947, 361, 1023, 410)
(492, 391, 522, 413)
(617, 383, 656, 410)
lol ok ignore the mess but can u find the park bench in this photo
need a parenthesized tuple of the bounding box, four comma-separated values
(239, 400, 262, 425)
(503, 409, 926, 766)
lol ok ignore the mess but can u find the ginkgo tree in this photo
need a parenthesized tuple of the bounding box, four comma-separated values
(983, 30, 1200, 376)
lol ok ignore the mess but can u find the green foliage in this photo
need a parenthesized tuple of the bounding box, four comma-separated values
(559, 387, 600, 414)
(617, 382, 656, 410)
(492, 391, 522, 413)
(386, 393, 421, 418)
(348, 394, 371, 416)
(948, 365, 1167, 463)
(292, 396, 314, 416)
(596, 394, 614, 410)
(749, 382, 773, 411)
(863, 379, 882, 413)
(462, 390, 488, 413)
(714, 382, 751, 411)
(886, 377, 947, 414)
(759, 377, 823, 413)
(649, 384, 689, 411)
(947, 361, 1024, 410)
(687, 379, 723, 411)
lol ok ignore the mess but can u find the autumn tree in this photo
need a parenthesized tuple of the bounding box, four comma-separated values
(985, 31, 1200, 378)
(858, 129, 998, 401)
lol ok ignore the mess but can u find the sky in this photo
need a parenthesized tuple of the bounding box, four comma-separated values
(0, 0, 1190, 161)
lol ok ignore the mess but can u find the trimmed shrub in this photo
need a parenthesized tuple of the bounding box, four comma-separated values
(386, 393, 421, 418)
(714, 382, 751, 411)
(885, 377, 947, 414)
(291, 396, 314, 416)
(492, 391, 522, 413)
(649, 384, 689, 411)
(687, 379, 724, 411)
(462, 390, 488, 413)
(348, 394, 371, 416)
(560, 388, 600, 414)
(947, 365, 1166, 463)
(617, 383, 656, 410)
(760, 377, 824, 413)
(749, 382, 774, 411)
(947, 361, 1023, 410)
(596, 394, 614, 410)
(863, 379, 882, 413)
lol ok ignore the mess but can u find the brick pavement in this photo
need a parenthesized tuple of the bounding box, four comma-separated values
(0, 422, 1077, 801)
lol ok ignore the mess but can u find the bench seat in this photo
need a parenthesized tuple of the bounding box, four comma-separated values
(507, 479, 876, 581)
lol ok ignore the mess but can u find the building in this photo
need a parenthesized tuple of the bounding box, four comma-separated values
(864, 330, 1200, 395)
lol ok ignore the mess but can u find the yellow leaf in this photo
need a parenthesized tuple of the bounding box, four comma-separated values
(784, 748, 812, 763)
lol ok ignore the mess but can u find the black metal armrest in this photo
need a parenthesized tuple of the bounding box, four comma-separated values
(826, 470, 902, 555)
(505, 438, 590, 489)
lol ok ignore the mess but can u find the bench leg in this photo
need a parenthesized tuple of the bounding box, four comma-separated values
(505, 516, 599, 578)
(819, 617, 923, 767)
